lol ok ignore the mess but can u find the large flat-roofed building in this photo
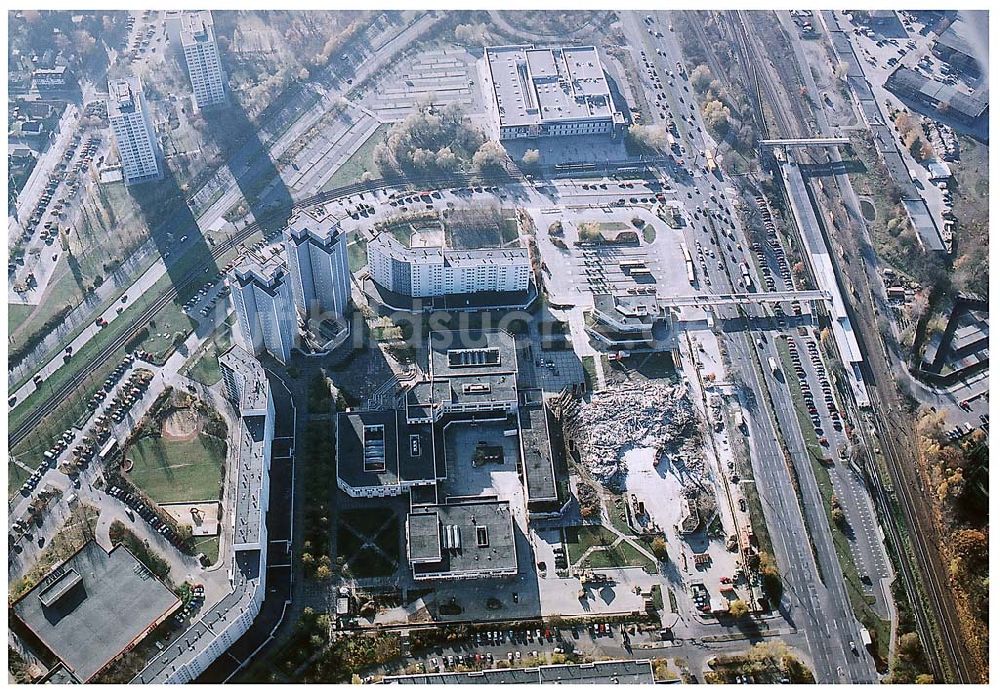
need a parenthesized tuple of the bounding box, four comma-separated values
(368, 232, 531, 299)
(284, 209, 352, 322)
(932, 22, 981, 75)
(230, 251, 296, 364)
(336, 409, 438, 498)
(406, 500, 518, 581)
(384, 659, 656, 684)
(484, 45, 625, 140)
(517, 397, 559, 512)
(421, 329, 520, 417)
(11, 540, 181, 683)
(134, 347, 272, 684)
(885, 66, 988, 124)
(107, 76, 160, 186)
(180, 11, 225, 109)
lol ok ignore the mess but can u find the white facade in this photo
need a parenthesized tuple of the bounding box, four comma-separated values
(230, 260, 296, 364)
(180, 11, 225, 109)
(107, 77, 160, 186)
(368, 234, 531, 298)
(284, 210, 352, 320)
(484, 45, 625, 141)
(134, 347, 272, 684)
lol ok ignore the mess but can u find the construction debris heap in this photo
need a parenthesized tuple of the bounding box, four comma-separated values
(564, 382, 702, 489)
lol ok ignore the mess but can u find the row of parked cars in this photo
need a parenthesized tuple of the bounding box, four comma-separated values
(18, 423, 79, 496)
(786, 335, 843, 445)
(106, 484, 186, 550)
(183, 278, 231, 318)
(172, 584, 207, 627)
(102, 368, 153, 425)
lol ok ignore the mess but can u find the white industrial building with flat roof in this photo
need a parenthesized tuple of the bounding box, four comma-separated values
(230, 252, 296, 364)
(368, 232, 531, 298)
(107, 77, 160, 186)
(484, 45, 625, 140)
(180, 11, 225, 110)
(284, 209, 352, 321)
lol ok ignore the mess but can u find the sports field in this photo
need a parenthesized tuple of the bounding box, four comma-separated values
(125, 433, 225, 504)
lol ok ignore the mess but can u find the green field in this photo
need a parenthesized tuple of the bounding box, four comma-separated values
(321, 123, 388, 192)
(182, 317, 234, 386)
(348, 235, 368, 274)
(565, 525, 615, 564)
(8, 304, 33, 335)
(193, 534, 220, 565)
(125, 434, 226, 504)
(9, 231, 256, 465)
(9, 460, 31, 498)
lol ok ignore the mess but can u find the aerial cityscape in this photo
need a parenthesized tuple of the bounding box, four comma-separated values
(5, 6, 989, 686)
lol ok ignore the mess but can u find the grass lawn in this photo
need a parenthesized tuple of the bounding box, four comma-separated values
(9, 259, 86, 359)
(606, 494, 632, 535)
(642, 224, 656, 244)
(597, 221, 632, 233)
(565, 525, 615, 565)
(500, 208, 519, 244)
(125, 434, 226, 504)
(182, 317, 234, 386)
(348, 233, 368, 274)
(9, 460, 31, 498)
(141, 300, 198, 362)
(321, 123, 388, 192)
(193, 535, 220, 565)
(584, 539, 655, 572)
(8, 303, 33, 335)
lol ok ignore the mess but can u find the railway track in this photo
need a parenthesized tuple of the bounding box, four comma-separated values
(723, 9, 975, 682)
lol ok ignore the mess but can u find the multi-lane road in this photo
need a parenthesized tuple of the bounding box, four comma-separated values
(621, 10, 885, 682)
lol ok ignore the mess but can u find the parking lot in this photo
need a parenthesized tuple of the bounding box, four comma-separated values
(365, 47, 486, 121)
(9, 126, 105, 304)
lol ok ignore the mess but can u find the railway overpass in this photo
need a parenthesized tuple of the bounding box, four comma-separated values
(660, 289, 831, 307)
(759, 137, 850, 146)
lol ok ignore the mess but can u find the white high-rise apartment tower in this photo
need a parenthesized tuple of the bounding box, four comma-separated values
(180, 11, 225, 109)
(107, 77, 160, 186)
(230, 254, 296, 364)
(284, 210, 352, 321)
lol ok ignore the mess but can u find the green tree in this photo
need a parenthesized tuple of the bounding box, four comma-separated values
(690, 64, 712, 93)
(650, 535, 669, 560)
(521, 148, 541, 169)
(472, 140, 508, 173)
(728, 599, 749, 618)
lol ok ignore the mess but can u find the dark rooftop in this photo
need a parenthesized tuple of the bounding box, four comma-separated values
(885, 65, 988, 119)
(518, 400, 558, 504)
(337, 410, 437, 491)
(428, 329, 518, 379)
(407, 499, 518, 578)
(13, 541, 180, 683)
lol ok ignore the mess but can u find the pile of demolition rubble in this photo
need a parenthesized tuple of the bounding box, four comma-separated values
(564, 381, 702, 489)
